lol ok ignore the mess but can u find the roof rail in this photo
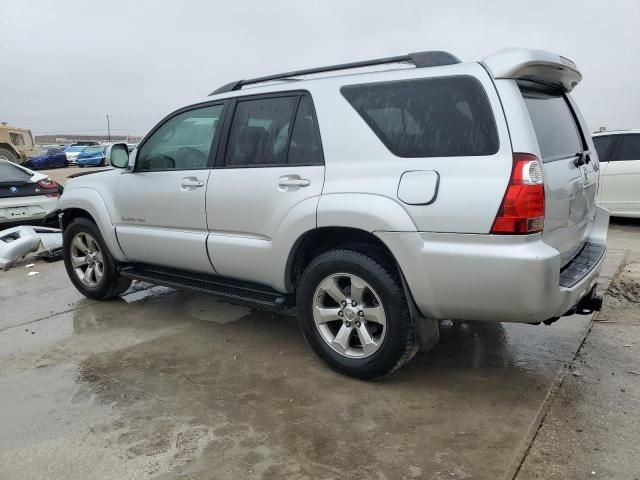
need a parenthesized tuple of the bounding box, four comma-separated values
(209, 50, 461, 95)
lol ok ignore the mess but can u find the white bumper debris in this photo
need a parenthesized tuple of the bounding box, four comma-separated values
(0, 226, 63, 270)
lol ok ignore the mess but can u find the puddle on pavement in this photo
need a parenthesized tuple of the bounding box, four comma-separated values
(121, 284, 176, 304)
(185, 295, 251, 324)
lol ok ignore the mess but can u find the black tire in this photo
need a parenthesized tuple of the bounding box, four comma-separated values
(0, 147, 18, 163)
(63, 217, 131, 300)
(296, 248, 417, 380)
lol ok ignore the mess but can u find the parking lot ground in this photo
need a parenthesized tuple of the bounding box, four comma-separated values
(0, 217, 637, 479)
(516, 222, 640, 480)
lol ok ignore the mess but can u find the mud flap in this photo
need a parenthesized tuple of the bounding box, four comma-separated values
(415, 316, 440, 352)
(398, 265, 441, 353)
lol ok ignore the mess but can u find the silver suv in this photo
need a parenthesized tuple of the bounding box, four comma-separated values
(58, 48, 608, 379)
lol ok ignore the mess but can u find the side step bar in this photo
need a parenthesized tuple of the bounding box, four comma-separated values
(118, 264, 294, 312)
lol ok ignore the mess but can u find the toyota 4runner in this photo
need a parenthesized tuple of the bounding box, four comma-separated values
(58, 48, 609, 379)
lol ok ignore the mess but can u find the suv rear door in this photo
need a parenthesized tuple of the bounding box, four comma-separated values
(518, 82, 598, 265)
(205, 92, 325, 288)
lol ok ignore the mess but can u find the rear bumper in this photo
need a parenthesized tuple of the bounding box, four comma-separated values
(0, 195, 59, 225)
(377, 206, 610, 323)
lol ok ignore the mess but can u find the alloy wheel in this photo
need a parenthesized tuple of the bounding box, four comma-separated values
(312, 273, 387, 358)
(69, 232, 104, 287)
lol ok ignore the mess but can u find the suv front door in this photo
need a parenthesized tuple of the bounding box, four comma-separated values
(206, 93, 325, 288)
(114, 103, 225, 273)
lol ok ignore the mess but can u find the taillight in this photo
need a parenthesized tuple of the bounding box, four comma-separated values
(491, 153, 545, 234)
(37, 179, 60, 198)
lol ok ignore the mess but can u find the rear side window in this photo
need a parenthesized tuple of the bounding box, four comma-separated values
(592, 135, 616, 162)
(225, 97, 297, 166)
(341, 76, 499, 158)
(288, 96, 323, 165)
(617, 134, 640, 161)
(520, 86, 583, 162)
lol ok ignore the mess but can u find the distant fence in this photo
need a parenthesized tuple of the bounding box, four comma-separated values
(35, 134, 143, 144)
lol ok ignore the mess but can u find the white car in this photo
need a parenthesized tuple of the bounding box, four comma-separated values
(0, 159, 62, 227)
(593, 130, 640, 218)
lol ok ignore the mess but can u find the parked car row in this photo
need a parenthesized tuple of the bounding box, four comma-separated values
(22, 142, 138, 170)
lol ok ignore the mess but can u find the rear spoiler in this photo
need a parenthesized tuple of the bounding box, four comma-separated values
(481, 48, 582, 92)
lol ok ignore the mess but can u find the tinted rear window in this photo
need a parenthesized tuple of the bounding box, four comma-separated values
(617, 134, 640, 161)
(341, 76, 499, 158)
(520, 85, 583, 162)
(592, 135, 616, 162)
(0, 162, 32, 182)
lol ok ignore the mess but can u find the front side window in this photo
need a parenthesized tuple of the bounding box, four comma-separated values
(617, 134, 640, 161)
(137, 104, 223, 171)
(225, 96, 297, 167)
(9, 133, 25, 146)
(520, 85, 583, 162)
(592, 135, 616, 162)
(341, 76, 499, 158)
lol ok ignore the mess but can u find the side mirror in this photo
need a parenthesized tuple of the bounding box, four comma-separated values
(106, 143, 130, 168)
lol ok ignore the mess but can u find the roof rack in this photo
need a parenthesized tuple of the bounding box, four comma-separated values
(209, 50, 461, 95)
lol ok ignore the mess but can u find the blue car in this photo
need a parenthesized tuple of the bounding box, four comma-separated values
(77, 145, 107, 166)
(23, 147, 68, 170)
(63, 145, 87, 165)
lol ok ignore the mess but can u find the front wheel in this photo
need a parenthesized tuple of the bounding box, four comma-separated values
(296, 249, 417, 379)
(63, 217, 131, 299)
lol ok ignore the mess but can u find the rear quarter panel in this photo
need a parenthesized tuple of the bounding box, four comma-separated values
(311, 63, 513, 234)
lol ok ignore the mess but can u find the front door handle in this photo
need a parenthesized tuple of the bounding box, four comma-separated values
(278, 176, 311, 188)
(181, 177, 205, 190)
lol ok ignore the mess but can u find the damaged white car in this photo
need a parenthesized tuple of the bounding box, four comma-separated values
(0, 159, 62, 227)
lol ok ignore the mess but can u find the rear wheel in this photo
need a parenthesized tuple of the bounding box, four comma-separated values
(63, 217, 131, 299)
(297, 248, 417, 379)
(0, 147, 18, 163)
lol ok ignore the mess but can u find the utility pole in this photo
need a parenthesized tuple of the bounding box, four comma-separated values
(106, 115, 111, 142)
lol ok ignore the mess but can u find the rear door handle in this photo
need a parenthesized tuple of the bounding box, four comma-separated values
(181, 177, 205, 190)
(278, 177, 310, 188)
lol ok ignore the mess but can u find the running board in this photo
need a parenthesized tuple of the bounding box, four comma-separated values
(118, 264, 293, 311)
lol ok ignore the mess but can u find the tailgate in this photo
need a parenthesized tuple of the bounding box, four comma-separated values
(519, 82, 598, 265)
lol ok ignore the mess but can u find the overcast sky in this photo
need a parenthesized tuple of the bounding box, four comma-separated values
(1, 0, 639, 137)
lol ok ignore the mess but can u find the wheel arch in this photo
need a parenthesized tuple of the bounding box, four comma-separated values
(285, 226, 400, 292)
(59, 188, 127, 261)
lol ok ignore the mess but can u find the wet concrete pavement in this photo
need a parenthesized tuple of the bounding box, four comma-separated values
(0, 220, 638, 479)
(516, 243, 640, 480)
